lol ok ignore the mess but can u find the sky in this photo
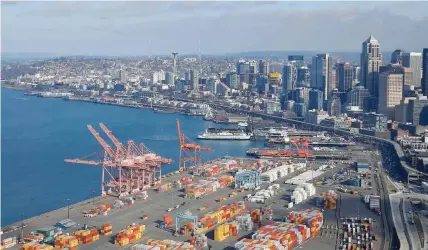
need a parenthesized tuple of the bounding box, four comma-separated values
(1, 1, 428, 56)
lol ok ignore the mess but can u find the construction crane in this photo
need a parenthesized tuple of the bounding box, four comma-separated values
(176, 118, 211, 171)
(65, 123, 173, 196)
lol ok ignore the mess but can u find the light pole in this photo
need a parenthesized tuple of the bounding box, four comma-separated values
(67, 198, 70, 219)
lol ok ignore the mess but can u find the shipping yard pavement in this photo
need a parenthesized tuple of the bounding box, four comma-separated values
(2, 150, 384, 250)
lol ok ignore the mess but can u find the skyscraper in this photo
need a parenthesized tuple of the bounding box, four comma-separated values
(282, 62, 297, 95)
(297, 66, 310, 86)
(378, 64, 404, 119)
(423, 48, 428, 96)
(337, 62, 354, 93)
(311, 53, 332, 100)
(402, 52, 422, 87)
(360, 35, 382, 98)
(347, 86, 369, 108)
(119, 69, 127, 83)
(226, 72, 240, 89)
(190, 70, 199, 91)
(327, 94, 341, 116)
(288, 55, 304, 67)
(258, 60, 269, 75)
(391, 49, 403, 64)
(308, 89, 324, 110)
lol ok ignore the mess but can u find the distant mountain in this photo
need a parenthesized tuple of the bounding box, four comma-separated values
(1, 52, 60, 62)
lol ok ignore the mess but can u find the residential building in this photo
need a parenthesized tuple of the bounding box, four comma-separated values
(165, 72, 174, 85)
(360, 35, 382, 98)
(337, 62, 354, 93)
(378, 64, 404, 119)
(402, 52, 422, 87)
(291, 87, 310, 107)
(119, 69, 127, 83)
(308, 89, 324, 110)
(311, 53, 333, 100)
(258, 60, 269, 75)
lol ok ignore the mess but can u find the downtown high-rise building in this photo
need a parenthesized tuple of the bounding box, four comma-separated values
(226, 72, 240, 89)
(297, 66, 310, 86)
(119, 69, 127, 83)
(282, 62, 297, 95)
(423, 48, 428, 96)
(258, 60, 269, 75)
(347, 86, 370, 108)
(327, 94, 342, 116)
(190, 70, 199, 91)
(288, 55, 304, 67)
(378, 64, 404, 119)
(391, 49, 404, 64)
(308, 89, 324, 110)
(311, 53, 332, 100)
(337, 62, 354, 93)
(360, 35, 382, 98)
(402, 52, 422, 87)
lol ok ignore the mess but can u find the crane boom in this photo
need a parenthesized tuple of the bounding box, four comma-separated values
(99, 123, 127, 156)
(176, 119, 185, 146)
(87, 125, 117, 159)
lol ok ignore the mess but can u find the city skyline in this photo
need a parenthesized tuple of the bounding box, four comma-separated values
(2, 1, 428, 56)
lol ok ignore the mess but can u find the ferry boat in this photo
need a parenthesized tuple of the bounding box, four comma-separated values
(265, 128, 290, 145)
(238, 122, 248, 127)
(197, 128, 252, 140)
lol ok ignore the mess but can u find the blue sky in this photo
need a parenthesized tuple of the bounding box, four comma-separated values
(1, 1, 428, 56)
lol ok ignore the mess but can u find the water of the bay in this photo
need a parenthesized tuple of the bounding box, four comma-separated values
(1, 88, 265, 226)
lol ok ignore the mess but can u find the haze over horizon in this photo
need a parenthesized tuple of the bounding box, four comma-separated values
(2, 1, 428, 56)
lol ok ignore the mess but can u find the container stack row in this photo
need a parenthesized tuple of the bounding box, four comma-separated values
(214, 222, 239, 241)
(1, 237, 16, 249)
(100, 223, 113, 236)
(236, 213, 254, 231)
(115, 224, 147, 247)
(54, 235, 78, 249)
(133, 239, 195, 250)
(286, 209, 323, 237)
(182, 202, 247, 235)
(199, 159, 238, 177)
(251, 222, 312, 249)
(73, 228, 100, 244)
(21, 243, 54, 250)
(235, 238, 285, 250)
(184, 176, 234, 199)
(250, 209, 262, 224)
(317, 190, 338, 209)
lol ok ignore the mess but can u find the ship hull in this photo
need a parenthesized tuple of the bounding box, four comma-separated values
(197, 136, 251, 140)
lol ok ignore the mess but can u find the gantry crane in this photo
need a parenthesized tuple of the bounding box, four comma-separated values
(291, 137, 310, 157)
(176, 118, 211, 171)
(65, 123, 173, 196)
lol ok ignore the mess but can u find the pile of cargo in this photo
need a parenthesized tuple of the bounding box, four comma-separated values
(236, 213, 254, 231)
(54, 235, 78, 249)
(249, 189, 275, 203)
(1, 237, 16, 249)
(180, 176, 195, 185)
(100, 223, 113, 235)
(252, 222, 311, 249)
(182, 202, 247, 235)
(193, 234, 208, 248)
(133, 239, 195, 250)
(261, 165, 295, 183)
(73, 228, 100, 244)
(291, 184, 315, 204)
(300, 183, 316, 196)
(115, 224, 147, 247)
(158, 182, 172, 192)
(199, 159, 238, 177)
(286, 209, 323, 235)
(250, 209, 262, 224)
(184, 176, 234, 199)
(317, 190, 338, 209)
(235, 238, 284, 250)
(214, 222, 239, 241)
(21, 243, 54, 250)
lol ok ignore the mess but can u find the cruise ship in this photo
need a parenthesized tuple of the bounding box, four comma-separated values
(197, 128, 253, 140)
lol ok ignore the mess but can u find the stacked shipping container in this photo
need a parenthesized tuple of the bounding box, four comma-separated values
(100, 223, 113, 235)
(115, 225, 147, 247)
(317, 190, 338, 209)
(54, 235, 78, 249)
(133, 239, 195, 250)
(184, 176, 234, 199)
(21, 243, 54, 250)
(214, 222, 239, 241)
(73, 228, 100, 244)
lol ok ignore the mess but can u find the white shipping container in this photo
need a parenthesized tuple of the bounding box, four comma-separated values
(132, 245, 161, 250)
(288, 202, 294, 208)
